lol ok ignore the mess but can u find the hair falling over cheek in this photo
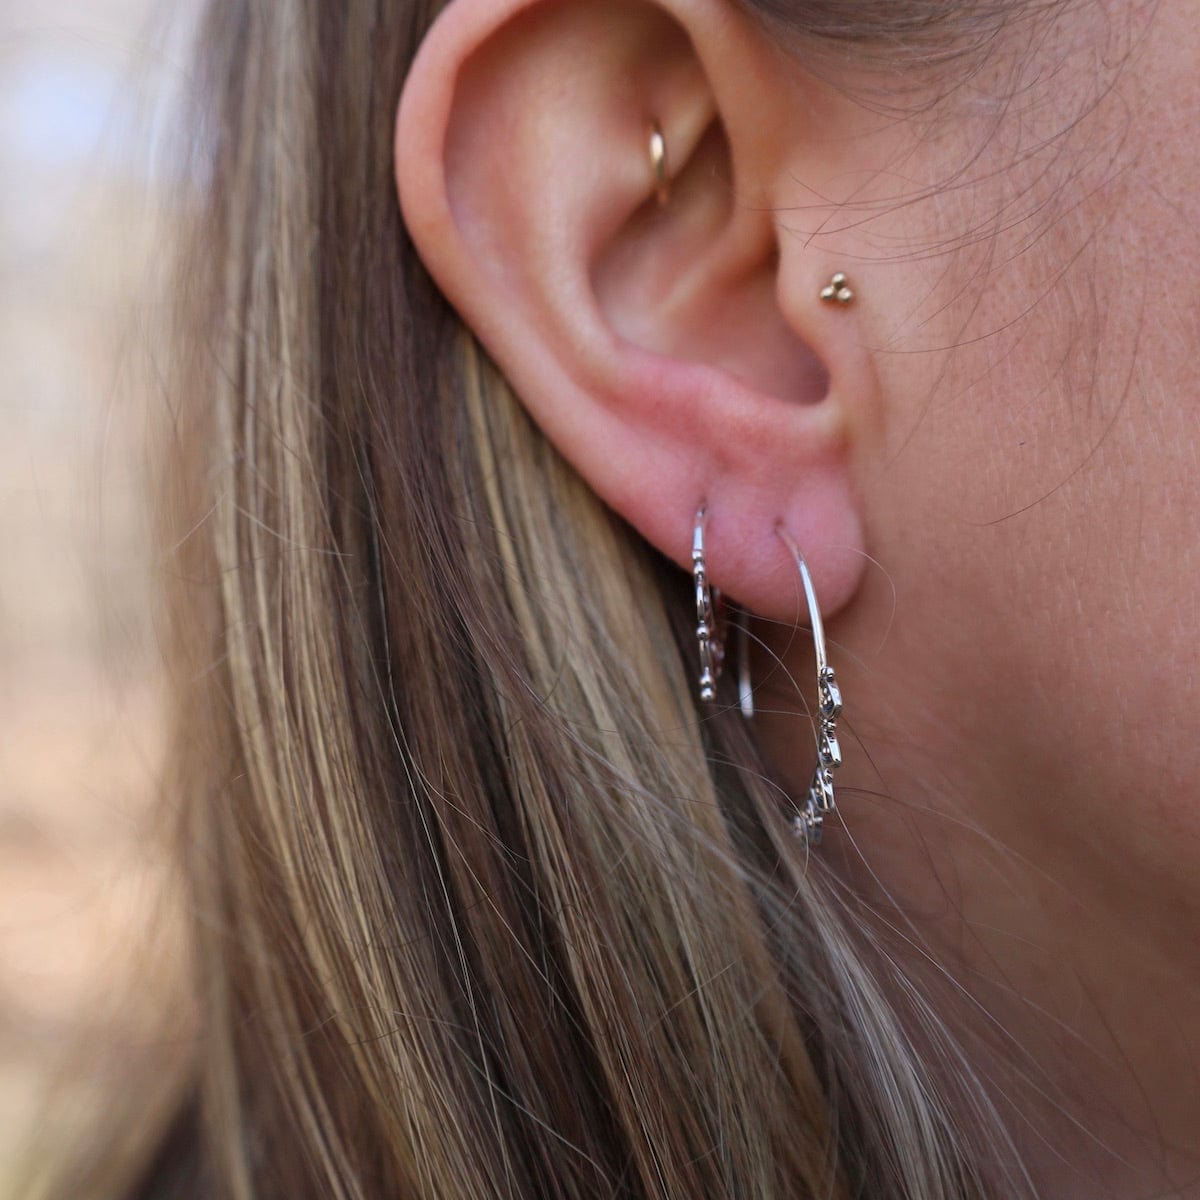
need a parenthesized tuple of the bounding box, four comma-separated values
(29, 1, 1052, 1198)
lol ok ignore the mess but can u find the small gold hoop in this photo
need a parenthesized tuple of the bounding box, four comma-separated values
(649, 121, 670, 207)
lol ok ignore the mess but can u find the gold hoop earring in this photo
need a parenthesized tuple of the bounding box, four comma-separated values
(649, 121, 670, 207)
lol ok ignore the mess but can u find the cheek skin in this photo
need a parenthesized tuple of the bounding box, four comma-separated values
(954, 3, 1200, 905)
(772, 0, 1200, 915)
(756, 4, 1200, 1184)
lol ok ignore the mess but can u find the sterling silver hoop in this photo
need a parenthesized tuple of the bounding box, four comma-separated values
(777, 528, 844, 845)
(692, 507, 726, 703)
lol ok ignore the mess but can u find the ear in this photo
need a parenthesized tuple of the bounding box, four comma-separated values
(395, 0, 878, 622)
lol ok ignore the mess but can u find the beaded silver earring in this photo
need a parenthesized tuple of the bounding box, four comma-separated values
(692, 507, 754, 717)
(777, 527, 844, 845)
(692, 507, 726, 703)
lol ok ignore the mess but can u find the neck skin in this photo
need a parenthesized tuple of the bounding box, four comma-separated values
(756, 600, 1200, 1200)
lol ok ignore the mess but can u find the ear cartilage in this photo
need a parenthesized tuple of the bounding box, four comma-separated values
(649, 121, 670, 207)
(819, 272, 855, 305)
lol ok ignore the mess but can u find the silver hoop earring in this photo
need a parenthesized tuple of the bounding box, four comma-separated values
(692, 507, 726, 703)
(735, 606, 754, 719)
(692, 509, 755, 716)
(777, 528, 844, 845)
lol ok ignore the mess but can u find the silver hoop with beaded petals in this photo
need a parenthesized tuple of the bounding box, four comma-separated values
(777, 528, 844, 845)
(692, 508, 726, 703)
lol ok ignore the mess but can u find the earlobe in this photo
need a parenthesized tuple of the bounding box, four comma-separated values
(395, 0, 873, 624)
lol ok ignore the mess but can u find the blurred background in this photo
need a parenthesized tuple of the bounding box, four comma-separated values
(0, 0, 186, 1188)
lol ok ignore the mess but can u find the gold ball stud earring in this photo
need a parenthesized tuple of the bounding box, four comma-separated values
(649, 121, 670, 207)
(820, 272, 854, 305)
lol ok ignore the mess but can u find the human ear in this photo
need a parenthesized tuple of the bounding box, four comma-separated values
(395, 0, 877, 622)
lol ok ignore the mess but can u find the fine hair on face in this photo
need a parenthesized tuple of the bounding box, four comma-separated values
(24, 0, 1183, 1196)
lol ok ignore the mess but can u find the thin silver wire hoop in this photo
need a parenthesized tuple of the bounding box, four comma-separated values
(776, 526, 844, 845)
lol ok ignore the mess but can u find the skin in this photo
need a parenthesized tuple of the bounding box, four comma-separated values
(759, 5, 1200, 1194)
(396, 0, 1200, 1194)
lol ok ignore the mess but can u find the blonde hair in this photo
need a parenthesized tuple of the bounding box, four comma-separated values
(34, 1, 1042, 1196)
